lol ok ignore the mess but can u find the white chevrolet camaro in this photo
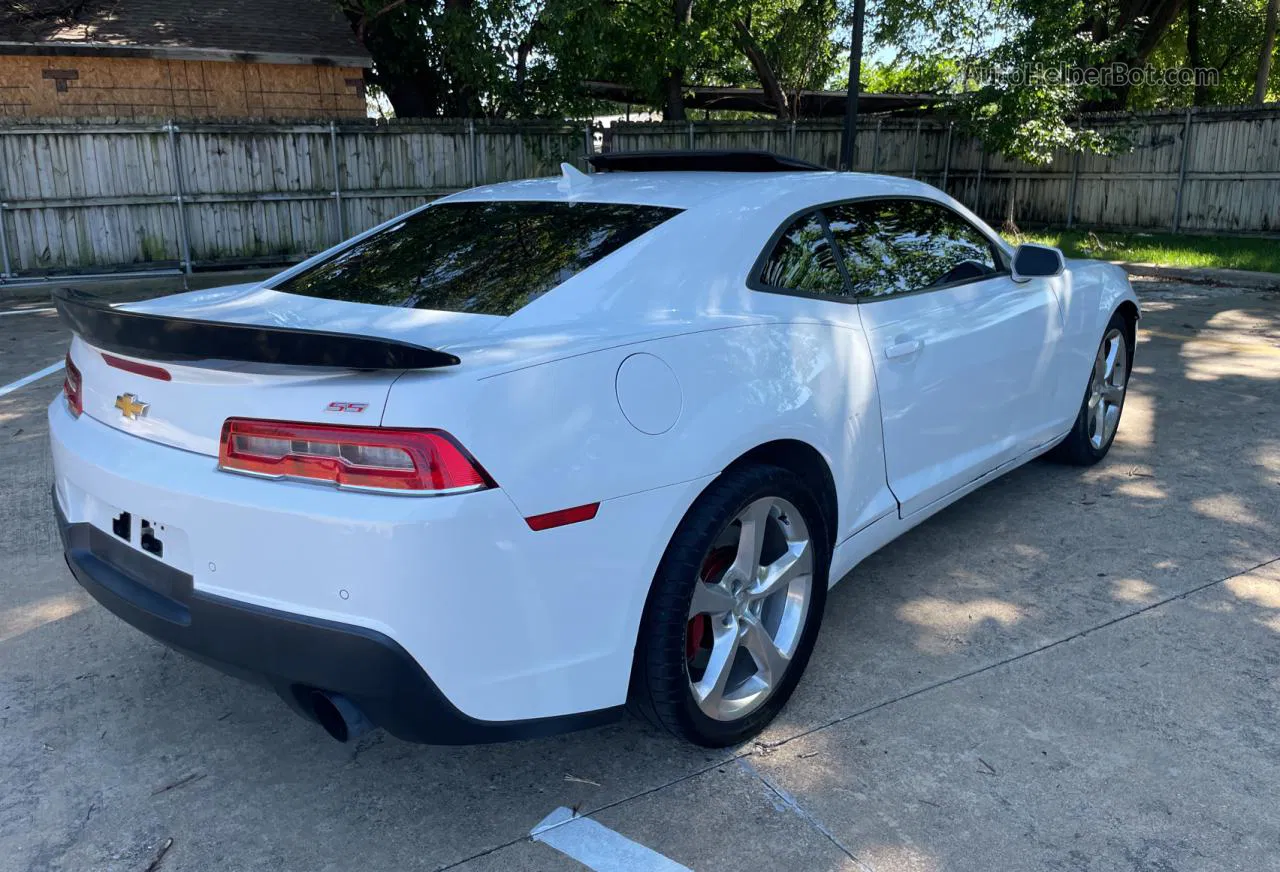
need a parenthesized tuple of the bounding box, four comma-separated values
(50, 151, 1138, 747)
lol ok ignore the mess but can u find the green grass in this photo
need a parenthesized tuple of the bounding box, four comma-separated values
(1005, 229, 1280, 275)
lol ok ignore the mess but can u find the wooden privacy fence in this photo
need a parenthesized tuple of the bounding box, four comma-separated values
(611, 105, 1280, 236)
(0, 119, 591, 281)
(0, 106, 1277, 281)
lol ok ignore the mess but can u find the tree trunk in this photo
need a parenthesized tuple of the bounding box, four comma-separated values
(441, 0, 483, 117)
(1258, 0, 1280, 105)
(665, 76, 687, 121)
(733, 17, 789, 119)
(1003, 177, 1020, 236)
(1083, 0, 1186, 109)
(513, 13, 546, 114)
(1187, 0, 1207, 106)
(665, 0, 694, 121)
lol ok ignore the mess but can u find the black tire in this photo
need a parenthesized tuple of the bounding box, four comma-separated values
(1049, 309, 1134, 466)
(629, 464, 830, 747)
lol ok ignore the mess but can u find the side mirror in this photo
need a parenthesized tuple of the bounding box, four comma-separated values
(1011, 243, 1065, 282)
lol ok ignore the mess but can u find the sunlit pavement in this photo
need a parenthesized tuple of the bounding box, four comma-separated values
(2, 278, 1278, 871)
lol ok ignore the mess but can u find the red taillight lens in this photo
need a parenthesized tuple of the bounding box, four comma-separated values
(218, 418, 491, 494)
(62, 353, 82, 417)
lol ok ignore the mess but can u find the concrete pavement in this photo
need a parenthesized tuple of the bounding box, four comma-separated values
(1, 278, 1277, 871)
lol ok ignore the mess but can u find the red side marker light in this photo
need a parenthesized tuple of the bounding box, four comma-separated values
(525, 502, 599, 531)
(102, 353, 172, 381)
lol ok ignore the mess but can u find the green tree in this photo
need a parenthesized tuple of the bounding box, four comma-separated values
(340, 0, 509, 117)
(873, 0, 1280, 161)
(535, 0, 847, 120)
(731, 0, 847, 118)
(342, 0, 848, 120)
(1133, 0, 1280, 107)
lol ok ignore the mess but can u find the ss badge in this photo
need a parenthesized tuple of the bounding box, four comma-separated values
(325, 401, 368, 413)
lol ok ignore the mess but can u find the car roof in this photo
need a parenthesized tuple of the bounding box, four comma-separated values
(443, 170, 943, 212)
(422, 168, 1008, 333)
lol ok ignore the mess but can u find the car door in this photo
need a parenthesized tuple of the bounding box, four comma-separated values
(823, 197, 1063, 518)
(750, 209, 899, 541)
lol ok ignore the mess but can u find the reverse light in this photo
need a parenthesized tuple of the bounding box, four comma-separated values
(218, 418, 492, 495)
(62, 353, 82, 417)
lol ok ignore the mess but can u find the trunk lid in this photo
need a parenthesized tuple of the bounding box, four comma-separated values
(68, 286, 504, 457)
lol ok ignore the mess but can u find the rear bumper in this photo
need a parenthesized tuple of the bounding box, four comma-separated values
(54, 493, 622, 744)
(50, 398, 710, 736)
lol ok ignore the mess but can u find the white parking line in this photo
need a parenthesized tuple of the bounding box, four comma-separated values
(531, 807, 691, 872)
(0, 361, 64, 398)
(0, 307, 56, 317)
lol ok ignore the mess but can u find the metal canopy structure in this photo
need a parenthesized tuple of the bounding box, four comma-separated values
(583, 81, 939, 118)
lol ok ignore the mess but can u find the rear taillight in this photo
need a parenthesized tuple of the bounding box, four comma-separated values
(62, 353, 82, 417)
(218, 418, 492, 495)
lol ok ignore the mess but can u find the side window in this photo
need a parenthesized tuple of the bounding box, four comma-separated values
(824, 199, 1001, 298)
(756, 211, 845, 296)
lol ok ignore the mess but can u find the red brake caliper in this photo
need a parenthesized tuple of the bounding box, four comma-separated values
(687, 547, 735, 667)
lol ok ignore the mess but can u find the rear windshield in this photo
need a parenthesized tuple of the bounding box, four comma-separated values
(271, 200, 681, 316)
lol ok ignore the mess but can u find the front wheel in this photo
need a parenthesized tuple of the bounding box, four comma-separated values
(1050, 311, 1133, 465)
(629, 465, 829, 747)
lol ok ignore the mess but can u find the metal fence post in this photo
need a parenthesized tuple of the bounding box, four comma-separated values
(910, 119, 921, 179)
(468, 119, 478, 186)
(940, 122, 954, 190)
(1172, 108, 1193, 233)
(164, 120, 192, 275)
(329, 120, 346, 243)
(871, 118, 882, 172)
(788, 120, 797, 156)
(687, 121, 695, 150)
(583, 123, 593, 168)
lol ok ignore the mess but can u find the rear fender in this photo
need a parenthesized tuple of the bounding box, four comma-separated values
(383, 321, 893, 545)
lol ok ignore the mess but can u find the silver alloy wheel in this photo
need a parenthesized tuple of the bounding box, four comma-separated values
(686, 496, 814, 722)
(1088, 327, 1129, 449)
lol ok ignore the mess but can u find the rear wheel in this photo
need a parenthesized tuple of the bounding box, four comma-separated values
(1050, 310, 1133, 465)
(630, 465, 829, 746)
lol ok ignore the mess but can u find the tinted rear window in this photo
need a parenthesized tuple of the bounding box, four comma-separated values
(272, 200, 681, 316)
(757, 211, 844, 295)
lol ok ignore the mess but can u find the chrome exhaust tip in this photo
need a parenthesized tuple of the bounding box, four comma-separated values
(309, 690, 374, 743)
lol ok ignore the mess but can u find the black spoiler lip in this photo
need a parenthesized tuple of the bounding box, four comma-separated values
(51, 288, 460, 370)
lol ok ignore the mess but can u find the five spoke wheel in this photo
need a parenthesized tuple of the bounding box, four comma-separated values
(685, 496, 814, 721)
(1087, 327, 1129, 450)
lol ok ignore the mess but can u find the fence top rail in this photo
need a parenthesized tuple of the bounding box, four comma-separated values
(1076, 102, 1280, 123)
(613, 108, 1280, 134)
(0, 117, 590, 136)
(2, 101, 1276, 138)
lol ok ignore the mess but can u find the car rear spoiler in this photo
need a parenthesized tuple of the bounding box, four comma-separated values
(51, 288, 460, 370)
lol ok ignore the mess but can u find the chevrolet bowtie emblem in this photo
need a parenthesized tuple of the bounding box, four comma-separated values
(114, 393, 149, 420)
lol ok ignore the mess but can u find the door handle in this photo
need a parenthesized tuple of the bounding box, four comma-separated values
(884, 338, 923, 359)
